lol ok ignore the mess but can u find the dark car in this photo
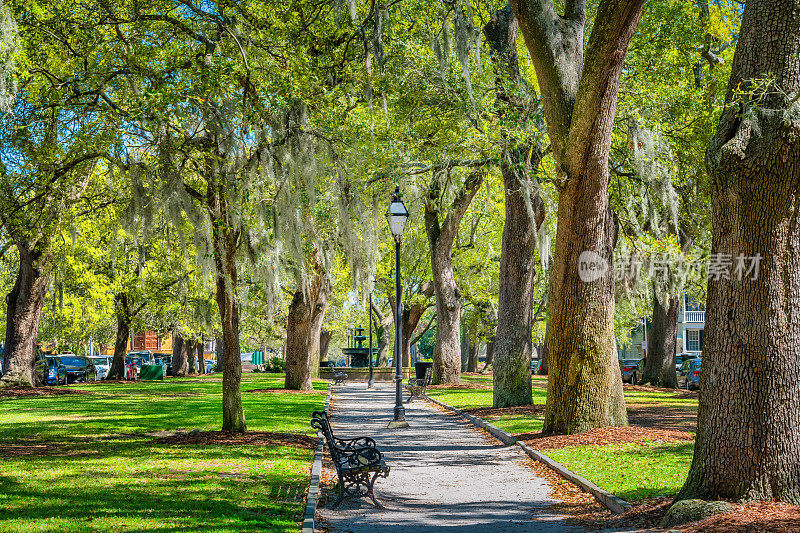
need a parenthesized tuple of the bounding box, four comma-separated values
(678, 358, 702, 390)
(153, 353, 172, 375)
(40, 356, 68, 386)
(619, 358, 642, 384)
(59, 355, 96, 383)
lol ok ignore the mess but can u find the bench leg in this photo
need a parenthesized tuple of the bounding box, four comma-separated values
(331, 470, 387, 509)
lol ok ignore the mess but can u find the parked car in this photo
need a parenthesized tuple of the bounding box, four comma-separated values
(60, 355, 96, 383)
(678, 358, 702, 390)
(675, 354, 693, 372)
(40, 355, 68, 385)
(204, 359, 215, 373)
(89, 356, 112, 380)
(531, 359, 542, 374)
(619, 358, 642, 384)
(128, 351, 154, 367)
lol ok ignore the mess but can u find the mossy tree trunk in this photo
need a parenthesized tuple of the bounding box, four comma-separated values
(188, 340, 198, 374)
(1, 243, 51, 387)
(425, 172, 484, 385)
(641, 294, 679, 387)
(285, 270, 329, 390)
(678, 0, 800, 503)
(512, 0, 644, 433)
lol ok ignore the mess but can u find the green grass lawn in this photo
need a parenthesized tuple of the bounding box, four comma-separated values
(0, 374, 327, 533)
(429, 373, 697, 502)
(546, 440, 695, 501)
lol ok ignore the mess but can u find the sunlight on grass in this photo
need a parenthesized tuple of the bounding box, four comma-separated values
(544, 440, 694, 501)
(0, 374, 326, 532)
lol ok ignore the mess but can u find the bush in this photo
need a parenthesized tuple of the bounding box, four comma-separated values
(264, 356, 286, 373)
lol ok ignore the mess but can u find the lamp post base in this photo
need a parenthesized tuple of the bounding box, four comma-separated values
(387, 420, 410, 428)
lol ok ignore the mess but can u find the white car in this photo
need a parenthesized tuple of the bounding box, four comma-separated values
(89, 356, 112, 380)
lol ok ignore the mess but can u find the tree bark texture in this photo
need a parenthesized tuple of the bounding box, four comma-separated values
(1, 243, 50, 387)
(371, 301, 393, 366)
(172, 333, 188, 377)
(188, 340, 198, 374)
(678, 0, 800, 504)
(538, 321, 550, 375)
(641, 294, 679, 387)
(107, 292, 131, 381)
(197, 342, 205, 374)
(319, 329, 332, 362)
(512, 0, 644, 433)
(208, 182, 246, 432)
(284, 271, 329, 390)
(485, 7, 548, 408)
(425, 172, 484, 384)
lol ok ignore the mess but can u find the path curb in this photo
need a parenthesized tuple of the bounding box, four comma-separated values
(424, 394, 632, 515)
(302, 383, 332, 533)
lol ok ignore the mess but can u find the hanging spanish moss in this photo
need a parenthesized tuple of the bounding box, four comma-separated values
(0, 1, 18, 113)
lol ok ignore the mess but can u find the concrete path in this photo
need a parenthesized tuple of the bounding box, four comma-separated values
(316, 383, 590, 533)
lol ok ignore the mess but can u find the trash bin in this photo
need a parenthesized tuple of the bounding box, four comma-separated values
(139, 364, 164, 380)
(414, 361, 433, 380)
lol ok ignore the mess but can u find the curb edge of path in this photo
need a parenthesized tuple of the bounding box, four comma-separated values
(302, 383, 332, 533)
(424, 394, 633, 515)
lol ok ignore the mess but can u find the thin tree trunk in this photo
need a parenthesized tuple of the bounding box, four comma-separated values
(678, 0, 800, 503)
(172, 333, 188, 376)
(512, 0, 643, 433)
(1, 243, 50, 387)
(538, 322, 549, 375)
(188, 340, 197, 374)
(467, 341, 479, 373)
(197, 341, 205, 374)
(106, 292, 131, 380)
(425, 172, 484, 385)
(641, 294, 679, 387)
(285, 271, 329, 390)
(371, 301, 393, 367)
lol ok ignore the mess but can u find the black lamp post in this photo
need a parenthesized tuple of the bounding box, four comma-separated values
(368, 287, 375, 389)
(386, 186, 410, 427)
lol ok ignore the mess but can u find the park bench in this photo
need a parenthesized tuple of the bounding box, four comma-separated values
(333, 369, 348, 385)
(404, 366, 432, 402)
(311, 410, 390, 508)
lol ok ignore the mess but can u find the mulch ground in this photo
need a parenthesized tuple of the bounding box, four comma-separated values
(243, 388, 326, 394)
(682, 501, 800, 532)
(518, 426, 694, 449)
(152, 430, 318, 449)
(0, 387, 89, 398)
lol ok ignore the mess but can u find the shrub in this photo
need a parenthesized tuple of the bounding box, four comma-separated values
(264, 356, 286, 373)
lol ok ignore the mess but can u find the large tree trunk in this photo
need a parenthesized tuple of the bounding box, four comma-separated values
(1, 243, 50, 387)
(641, 294, 679, 387)
(319, 330, 332, 362)
(188, 340, 197, 374)
(106, 292, 131, 381)
(678, 0, 800, 503)
(172, 333, 188, 376)
(512, 0, 643, 434)
(425, 172, 484, 385)
(467, 341, 479, 373)
(285, 271, 329, 390)
(485, 7, 547, 407)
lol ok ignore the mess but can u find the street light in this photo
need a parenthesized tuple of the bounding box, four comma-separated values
(368, 277, 375, 389)
(386, 186, 410, 427)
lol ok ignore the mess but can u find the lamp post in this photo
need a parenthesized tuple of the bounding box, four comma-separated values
(368, 288, 375, 389)
(386, 186, 410, 427)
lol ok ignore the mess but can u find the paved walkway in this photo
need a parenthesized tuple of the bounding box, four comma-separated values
(316, 383, 590, 533)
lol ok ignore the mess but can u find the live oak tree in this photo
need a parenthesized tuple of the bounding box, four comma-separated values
(510, 0, 649, 433)
(678, 0, 800, 504)
(484, 5, 548, 407)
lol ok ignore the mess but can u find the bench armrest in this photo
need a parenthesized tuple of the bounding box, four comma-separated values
(338, 445, 384, 470)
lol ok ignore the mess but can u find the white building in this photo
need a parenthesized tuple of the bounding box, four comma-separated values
(618, 293, 705, 360)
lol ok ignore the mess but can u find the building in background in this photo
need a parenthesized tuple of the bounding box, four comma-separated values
(618, 293, 705, 360)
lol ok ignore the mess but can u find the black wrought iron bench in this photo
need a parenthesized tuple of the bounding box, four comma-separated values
(311, 410, 389, 508)
(405, 367, 432, 402)
(333, 369, 348, 385)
